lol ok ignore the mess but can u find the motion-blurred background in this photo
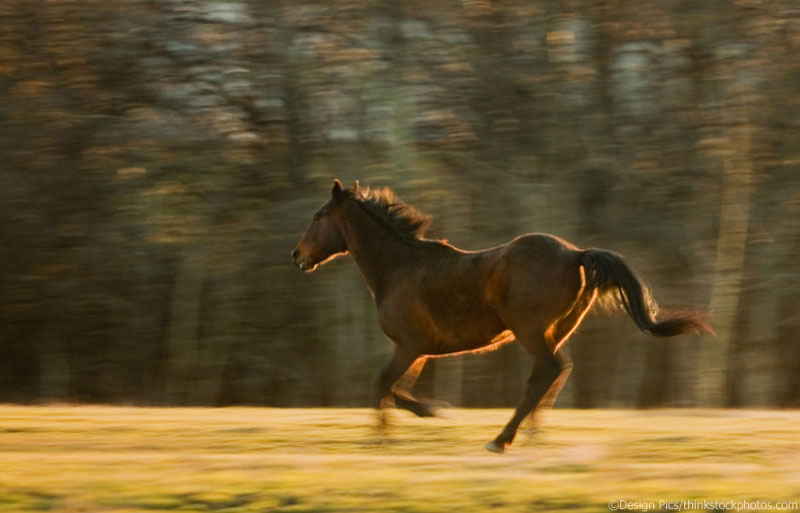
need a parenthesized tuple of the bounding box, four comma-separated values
(0, 1, 797, 409)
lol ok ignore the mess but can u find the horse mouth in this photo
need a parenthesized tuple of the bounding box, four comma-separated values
(296, 257, 318, 273)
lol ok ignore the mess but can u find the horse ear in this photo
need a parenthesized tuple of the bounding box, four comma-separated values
(353, 180, 359, 192)
(332, 179, 344, 200)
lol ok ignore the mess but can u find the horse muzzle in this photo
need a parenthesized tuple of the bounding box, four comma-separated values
(291, 248, 304, 269)
(291, 249, 316, 272)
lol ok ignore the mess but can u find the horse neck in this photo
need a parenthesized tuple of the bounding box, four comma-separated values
(337, 201, 414, 296)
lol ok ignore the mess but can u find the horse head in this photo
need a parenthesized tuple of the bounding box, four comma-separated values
(291, 179, 351, 272)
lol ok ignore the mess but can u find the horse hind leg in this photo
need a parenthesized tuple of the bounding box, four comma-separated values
(486, 330, 564, 454)
(488, 285, 599, 453)
(551, 286, 598, 354)
(526, 287, 598, 435)
(525, 350, 573, 437)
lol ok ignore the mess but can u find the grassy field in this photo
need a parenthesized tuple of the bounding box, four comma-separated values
(1, 406, 799, 512)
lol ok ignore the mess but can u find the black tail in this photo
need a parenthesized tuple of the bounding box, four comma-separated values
(581, 249, 712, 337)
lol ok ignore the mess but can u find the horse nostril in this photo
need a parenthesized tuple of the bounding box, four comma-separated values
(291, 248, 299, 260)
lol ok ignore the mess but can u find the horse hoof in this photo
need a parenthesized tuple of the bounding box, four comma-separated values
(485, 441, 506, 454)
(418, 405, 437, 418)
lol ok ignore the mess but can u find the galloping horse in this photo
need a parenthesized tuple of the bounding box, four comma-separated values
(292, 179, 711, 453)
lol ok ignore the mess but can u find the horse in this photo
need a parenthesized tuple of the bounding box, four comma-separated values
(292, 179, 712, 453)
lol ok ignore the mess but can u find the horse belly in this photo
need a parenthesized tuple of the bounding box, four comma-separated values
(377, 255, 510, 356)
(427, 310, 509, 356)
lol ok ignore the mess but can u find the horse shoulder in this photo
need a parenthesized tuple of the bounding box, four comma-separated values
(374, 275, 423, 334)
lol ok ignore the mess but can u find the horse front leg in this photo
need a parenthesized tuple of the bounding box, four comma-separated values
(374, 349, 422, 434)
(391, 357, 437, 418)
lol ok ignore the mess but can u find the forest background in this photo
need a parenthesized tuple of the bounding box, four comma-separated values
(1, 0, 798, 409)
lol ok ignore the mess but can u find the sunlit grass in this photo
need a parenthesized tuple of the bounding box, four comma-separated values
(0, 406, 799, 512)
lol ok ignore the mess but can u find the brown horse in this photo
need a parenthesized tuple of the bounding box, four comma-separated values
(292, 179, 711, 453)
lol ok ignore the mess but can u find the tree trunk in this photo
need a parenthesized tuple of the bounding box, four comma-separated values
(701, 115, 753, 406)
(165, 248, 207, 404)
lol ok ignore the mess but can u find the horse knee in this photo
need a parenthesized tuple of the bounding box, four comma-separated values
(545, 365, 563, 386)
(374, 351, 421, 408)
(375, 387, 392, 410)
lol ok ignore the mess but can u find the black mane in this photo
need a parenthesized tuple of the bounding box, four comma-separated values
(345, 186, 434, 244)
